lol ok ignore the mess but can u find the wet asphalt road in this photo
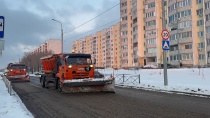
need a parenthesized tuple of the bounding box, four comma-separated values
(11, 76, 210, 118)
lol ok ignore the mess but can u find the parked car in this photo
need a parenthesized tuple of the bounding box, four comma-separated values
(94, 71, 104, 78)
(160, 64, 177, 68)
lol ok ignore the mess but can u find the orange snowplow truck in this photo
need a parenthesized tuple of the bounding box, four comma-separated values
(40, 53, 115, 93)
(6, 63, 30, 82)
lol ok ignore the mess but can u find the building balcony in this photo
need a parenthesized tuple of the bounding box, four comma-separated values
(180, 49, 193, 54)
(170, 38, 193, 45)
(169, 50, 178, 55)
(179, 38, 193, 44)
(133, 46, 138, 51)
(208, 58, 210, 64)
(207, 45, 210, 52)
(133, 38, 138, 43)
(146, 44, 156, 48)
(146, 53, 156, 57)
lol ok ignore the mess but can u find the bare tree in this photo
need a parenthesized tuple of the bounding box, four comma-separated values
(21, 51, 53, 73)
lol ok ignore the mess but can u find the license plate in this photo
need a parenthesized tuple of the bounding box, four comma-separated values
(78, 68, 84, 70)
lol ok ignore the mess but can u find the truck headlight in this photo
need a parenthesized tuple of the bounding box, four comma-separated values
(10, 69, 13, 71)
(90, 65, 93, 67)
(68, 65, 72, 68)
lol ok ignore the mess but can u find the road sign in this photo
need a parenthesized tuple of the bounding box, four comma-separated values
(0, 16, 4, 38)
(161, 30, 170, 40)
(162, 40, 170, 50)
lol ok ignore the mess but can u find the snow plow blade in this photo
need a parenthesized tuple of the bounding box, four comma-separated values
(7, 75, 30, 83)
(60, 77, 115, 93)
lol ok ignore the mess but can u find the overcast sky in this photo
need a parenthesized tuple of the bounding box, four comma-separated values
(0, 0, 119, 69)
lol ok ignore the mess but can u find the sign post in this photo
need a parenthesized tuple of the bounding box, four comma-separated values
(161, 9, 170, 86)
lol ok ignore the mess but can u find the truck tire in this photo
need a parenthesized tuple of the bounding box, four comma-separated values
(58, 79, 62, 93)
(55, 78, 58, 89)
(41, 76, 46, 88)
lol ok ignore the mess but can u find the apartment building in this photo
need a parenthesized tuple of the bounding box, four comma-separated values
(72, 23, 121, 68)
(32, 39, 61, 54)
(120, 0, 165, 68)
(168, 0, 210, 67)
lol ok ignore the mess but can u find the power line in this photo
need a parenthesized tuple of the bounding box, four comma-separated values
(48, 19, 120, 50)
(27, 3, 120, 54)
(66, 18, 120, 40)
(63, 3, 120, 35)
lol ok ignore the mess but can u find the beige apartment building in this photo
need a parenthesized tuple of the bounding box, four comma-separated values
(168, 0, 210, 67)
(72, 22, 121, 68)
(120, 0, 164, 68)
(32, 39, 62, 54)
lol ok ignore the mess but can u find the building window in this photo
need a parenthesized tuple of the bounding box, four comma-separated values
(148, 2, 155, 8)
(206, 26, 210, 33)
(147, 48, 156, 53)
(208, 52, 210, 58)
(146, 29, 156, 36)
(198, 31, 204, 37)
(198, 42, 205, 48)
(206, 14, 210, 21)
(133, 26, 138, 32)
(205, 1, 210, 9)
(196, 0, 202, 4)
(181, 31, 192, 38)
(182, 53, 193, 60)
(121, 1, 127, 7)
(145, 12, 155, 18)
(121, 16, 127, 21)
(207, 39, 210, 45)
(147, 39, 156, 44)
(199, 54, 205, 60)
(120, 9, 127, 14)
(197, 20, 203, 26)
(178, 21, 192, 28)
(196, 8, 203, 16)
(133, 34, 138, 39)
(185, 44, 192, 49)
(146, 20, 156, 26)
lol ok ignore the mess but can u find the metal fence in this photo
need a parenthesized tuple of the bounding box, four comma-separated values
(105, 74, 140, 84)
(2, 75, 13, 95)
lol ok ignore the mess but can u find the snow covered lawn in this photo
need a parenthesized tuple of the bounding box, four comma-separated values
(99, 68, 210, 96)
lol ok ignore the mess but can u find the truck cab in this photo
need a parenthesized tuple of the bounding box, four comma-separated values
(6, 63, 30, 82)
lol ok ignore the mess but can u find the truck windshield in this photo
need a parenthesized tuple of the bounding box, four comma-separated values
(10, 65, 26, 69)
(66, 57, 92, 65)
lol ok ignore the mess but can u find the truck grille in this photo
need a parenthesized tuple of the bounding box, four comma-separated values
(72, 72, 89, 79)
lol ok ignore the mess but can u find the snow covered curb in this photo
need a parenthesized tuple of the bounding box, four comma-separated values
(0, 78, 34, 118)
(115, 84, 210, 99)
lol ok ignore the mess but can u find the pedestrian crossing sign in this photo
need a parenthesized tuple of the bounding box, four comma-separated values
(162, 40, 170, 50)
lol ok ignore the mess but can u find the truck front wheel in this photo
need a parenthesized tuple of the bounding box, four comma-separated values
(41, 76, 46, 88)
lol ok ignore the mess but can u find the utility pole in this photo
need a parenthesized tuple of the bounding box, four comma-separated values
(52, 19, 63, 54)
(162, 0, 168, 86)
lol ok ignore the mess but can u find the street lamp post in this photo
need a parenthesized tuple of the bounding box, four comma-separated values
(52, 19, 63, 53)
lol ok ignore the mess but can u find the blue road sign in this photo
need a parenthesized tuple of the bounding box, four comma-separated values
(0, 16, 4, 38)
(162, 40, 170, 50)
